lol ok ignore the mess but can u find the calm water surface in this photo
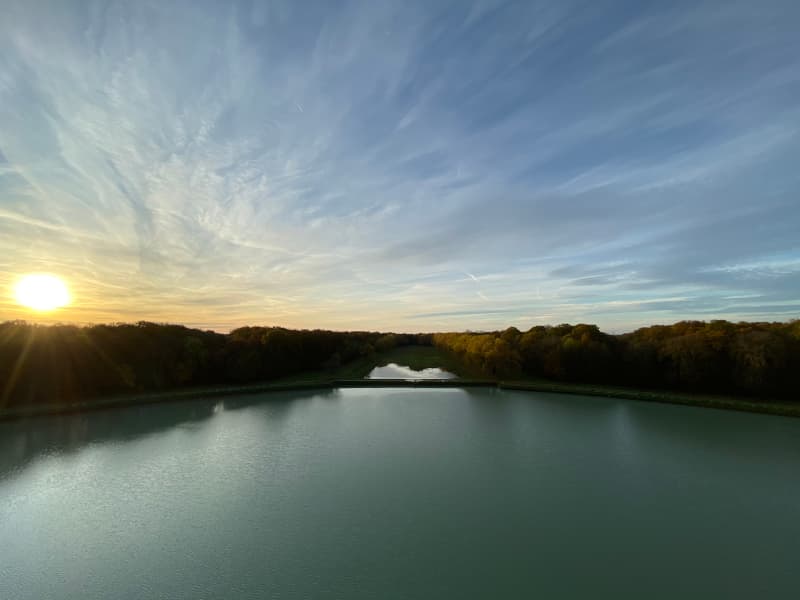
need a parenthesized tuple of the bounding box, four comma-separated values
(367, 362, 456, 379)
(2, 388, 800, 599)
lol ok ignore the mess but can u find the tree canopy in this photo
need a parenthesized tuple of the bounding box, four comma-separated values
(1, 319, 797, 410)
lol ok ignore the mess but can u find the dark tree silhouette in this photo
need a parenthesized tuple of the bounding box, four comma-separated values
(1, 319, 798, 410)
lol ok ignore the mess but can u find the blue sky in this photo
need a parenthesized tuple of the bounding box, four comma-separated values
(1, 0, 799, 332)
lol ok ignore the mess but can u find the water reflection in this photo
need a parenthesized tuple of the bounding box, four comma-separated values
(3, 387, 800, 600)
(367, 362, 456, 379)
(0, 388, 335, 482)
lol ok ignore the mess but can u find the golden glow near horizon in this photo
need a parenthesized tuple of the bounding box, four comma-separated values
(14, 274, 71, 312)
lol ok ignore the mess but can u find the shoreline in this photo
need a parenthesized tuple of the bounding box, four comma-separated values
(1, 377, 798, 422)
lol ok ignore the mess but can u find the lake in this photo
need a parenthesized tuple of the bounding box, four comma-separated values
(2, 387, 800, 599)
(367, 362, 456, 379)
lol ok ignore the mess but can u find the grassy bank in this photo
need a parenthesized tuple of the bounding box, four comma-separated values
(497, 379, 800, 417)
(2, 345, 798, 420)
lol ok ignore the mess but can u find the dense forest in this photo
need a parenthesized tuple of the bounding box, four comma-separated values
(1, 319, 798, 409)
(0, 320, 430, 408)
(434, 320, 800, 398)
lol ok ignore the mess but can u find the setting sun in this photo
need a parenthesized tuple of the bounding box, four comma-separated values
(14, 274, 71, 311)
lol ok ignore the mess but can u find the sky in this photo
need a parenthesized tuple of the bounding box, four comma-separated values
(1, 0, 799, 333)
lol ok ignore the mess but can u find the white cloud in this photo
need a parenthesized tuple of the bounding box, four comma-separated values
(0, 0, 798, 331)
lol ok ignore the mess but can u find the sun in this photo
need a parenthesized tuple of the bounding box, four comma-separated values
(14, 274, 71, 311)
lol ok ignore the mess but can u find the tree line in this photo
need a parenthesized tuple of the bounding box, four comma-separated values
(433, 320, 800, 398)
(0, 320, 428, 409)
(1, 319, 798, 409)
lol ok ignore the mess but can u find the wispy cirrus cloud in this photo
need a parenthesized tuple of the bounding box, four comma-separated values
(0, 0, 798, 332)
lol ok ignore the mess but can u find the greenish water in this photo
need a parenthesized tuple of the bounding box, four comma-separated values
(2, 387, 800, 599)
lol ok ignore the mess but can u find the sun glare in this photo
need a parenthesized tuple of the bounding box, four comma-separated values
(14, 274, 71, 311)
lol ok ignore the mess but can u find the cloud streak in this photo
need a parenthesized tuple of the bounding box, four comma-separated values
(0, 0, 798, 332)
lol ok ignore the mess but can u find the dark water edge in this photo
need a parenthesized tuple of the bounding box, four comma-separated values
(2, 378, 798, 422)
